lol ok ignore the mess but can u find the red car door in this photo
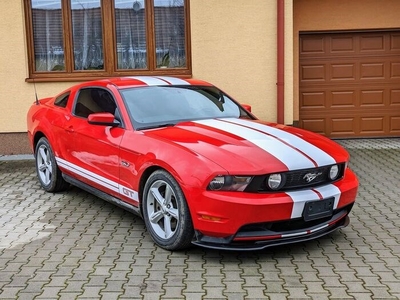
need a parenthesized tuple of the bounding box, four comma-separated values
(59, 87, 124, 198)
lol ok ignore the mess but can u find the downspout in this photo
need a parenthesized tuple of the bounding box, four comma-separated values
(277, 0, 285, 124)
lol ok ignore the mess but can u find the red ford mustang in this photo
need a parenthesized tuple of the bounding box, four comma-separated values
(27, 76, 358, 251)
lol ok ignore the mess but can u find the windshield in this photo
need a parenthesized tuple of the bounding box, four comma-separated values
(120, 85, 253, 130)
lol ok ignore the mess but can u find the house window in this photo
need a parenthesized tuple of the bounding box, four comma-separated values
(24, 0, 191, 81)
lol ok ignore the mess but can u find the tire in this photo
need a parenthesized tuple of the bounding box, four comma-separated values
(35, 137, 69, 192)
(143, 170, 194, 250)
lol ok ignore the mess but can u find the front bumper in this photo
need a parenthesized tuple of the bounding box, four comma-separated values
(192, 206, 351, 250)
(187, 169, 358, 250)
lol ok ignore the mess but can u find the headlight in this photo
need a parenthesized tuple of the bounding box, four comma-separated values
(208, 175, 252, 191)
(267, 173, 285, 190)
(208, 175, 225, 190)
(329, 165, 339, 180)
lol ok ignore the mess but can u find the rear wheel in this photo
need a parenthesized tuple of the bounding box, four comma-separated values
(143, 170, 194, 250)
(35, 137, 69, 192)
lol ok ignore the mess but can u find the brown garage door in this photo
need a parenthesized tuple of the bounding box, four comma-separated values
(299, 31, 400, 138)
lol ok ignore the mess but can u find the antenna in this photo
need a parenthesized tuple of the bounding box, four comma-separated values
(33, 78, 39, 105)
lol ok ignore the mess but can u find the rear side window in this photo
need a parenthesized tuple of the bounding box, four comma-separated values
(54, 92, 70, 108)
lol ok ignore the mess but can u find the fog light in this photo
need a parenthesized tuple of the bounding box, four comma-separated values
(329, 165, 339, 180)
(267, 174, 283, 190)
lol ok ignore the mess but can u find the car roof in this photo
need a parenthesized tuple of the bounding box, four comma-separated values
(87, 76, 214, 89)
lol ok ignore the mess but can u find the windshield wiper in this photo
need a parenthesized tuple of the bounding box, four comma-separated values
(138, 123, 176, 130)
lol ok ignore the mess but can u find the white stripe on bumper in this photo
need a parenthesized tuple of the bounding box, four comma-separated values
(287, 184, 341, 219)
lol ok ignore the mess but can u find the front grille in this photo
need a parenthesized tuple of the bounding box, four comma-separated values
(285, 167, 331, 188)
(245, 163, 345, 192)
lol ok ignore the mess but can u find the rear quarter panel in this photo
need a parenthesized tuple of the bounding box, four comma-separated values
(27, 92, 76, 160)
(27, 97, 55, 152)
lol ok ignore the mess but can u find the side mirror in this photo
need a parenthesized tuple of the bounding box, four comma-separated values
(241, 104, 252, 112)
(88, 112, 120, 127)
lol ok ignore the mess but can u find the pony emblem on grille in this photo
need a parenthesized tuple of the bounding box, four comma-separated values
(303, 172, 323, 183)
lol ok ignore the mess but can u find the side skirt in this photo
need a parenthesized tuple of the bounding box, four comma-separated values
(63, 174, 142, 217)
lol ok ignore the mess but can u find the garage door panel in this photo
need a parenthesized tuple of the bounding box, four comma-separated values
(301, 64, 326, 81)
(360, 90, 385, 106)
(331, 91, 356, 107)
(301, 87, 358, 109)
(359, 34, 385, 52)
(331, 36, 355, 53)
(301, 92, 326, 108)
(301, 119, 326, 135)
(302, 111, 400, 136)
(301, 86, 398, 109)
(391, 62, 400, 78)
(360, 62, 385, 79)
(301, 60, 359, 82)
(301, 116, 358, 137)
(302, 59, 399, 83)
(300, 37, 325, 54)
(331, 118, 357, 136)
(300, 31, 400, 138)
(391, 34, 400, 50)
(331, 64, 356, 81)
(391, 90, 400, 105)
(390, 117, 400, 132)
(359, 117, 385, 134)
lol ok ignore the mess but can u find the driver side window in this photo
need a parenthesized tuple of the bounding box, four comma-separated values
(74, 88, 117, 119)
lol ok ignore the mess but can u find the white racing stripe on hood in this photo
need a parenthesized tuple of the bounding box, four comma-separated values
(195, 119, 315, 170)
(228, 118, 336, 167)
(128, 76, 169, 86)
(155, 76, 190, 85)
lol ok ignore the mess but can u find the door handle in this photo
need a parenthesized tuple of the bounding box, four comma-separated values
(65, 126, 74, 133)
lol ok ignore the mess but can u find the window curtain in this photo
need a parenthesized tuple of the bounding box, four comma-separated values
(71, 0, 104, 70)
(32, 0, 64, 71)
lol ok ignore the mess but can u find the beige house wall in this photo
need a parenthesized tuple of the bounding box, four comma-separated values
(293, 0, 400, 120)
(0, 1, 72, 134)
(191, 0, 293, 123)
(0, 0, 294, 153)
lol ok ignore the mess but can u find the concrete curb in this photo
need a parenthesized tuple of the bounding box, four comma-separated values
(0, 154, 34, 161)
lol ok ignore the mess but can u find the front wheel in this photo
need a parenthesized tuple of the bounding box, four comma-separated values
(35, 137, 69, 192)
(143, 170, 194, 250)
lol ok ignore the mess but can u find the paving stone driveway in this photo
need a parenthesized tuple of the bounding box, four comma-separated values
(0, 138, 399, 300)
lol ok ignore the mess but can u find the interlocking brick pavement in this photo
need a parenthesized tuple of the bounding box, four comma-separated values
(0, 138, 399, 299)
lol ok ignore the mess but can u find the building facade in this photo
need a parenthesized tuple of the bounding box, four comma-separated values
(0, 0, 399, 154)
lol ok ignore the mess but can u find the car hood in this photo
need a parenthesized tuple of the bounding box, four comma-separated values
(143, 118, 349, 174)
